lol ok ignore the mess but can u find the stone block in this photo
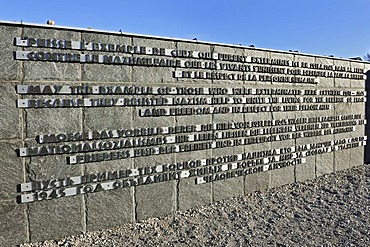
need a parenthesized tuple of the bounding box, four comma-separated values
(295, 156, 316, 182)
(0, 83, 20, 140)
(0, 142, 23, 200)
(21, 27, 81, 81)
(213, 176, 244, 202)
(85, 188, 133, 231)
(136, 180, 176, 220)
(82, 63, 131, 82)
(211, 145, 244, 201)
(0, 201, 27, 246)
(80, 32, 132, 83)
(83, 97, 132, 132)
(212, 45, 246, 85)
(350, 62, 366, 88)
(131, 38, 176, 84)
(25, 154, 81, 183)
(350, 146, 364, 168)
(81, 29, 132, 82)
(316, 152, 334, 177)
(178, 177, 211, 211)
(25, 101, 82, 138)
(176, 42, 213, 85)
(315, 57, 334, 88)
(269, 165, 295, 189)
(28, 196, 83, 243)
(244, 171, 269, 195)
(334, 148, 350, 172)
(0, 25, 21, 80)
(333, 60, 351, 88)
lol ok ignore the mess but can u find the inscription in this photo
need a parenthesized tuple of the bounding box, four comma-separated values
(14, 37, 366, 82)
(17, 136, 367, 203)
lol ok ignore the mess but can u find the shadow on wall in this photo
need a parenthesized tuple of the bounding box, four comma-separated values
(364, 70, 370, 164)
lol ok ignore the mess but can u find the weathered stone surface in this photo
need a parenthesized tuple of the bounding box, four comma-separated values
(83, 98, 132, 132)
(213, 176, 244, 202)
(28, 196, 83, 243)
(244, 171, 269, 194)
(85, 188, 133, 231)
(0, 83, 20, 139)
(25, 153, 81, 183)
(178, 178, 212, 211)
(136, 181, 176, 220)
(295, 156, 316, 182)
(316, 153, 334, 177)
(0, 142, 23, 200)
(25, 103, 82, 138)
(269, 165, 295, 189)
(334, 60, 351, 88)
(315, 57, 334, 87)
(0, 201, 27, 247)
(22, 28, 81, 81)
(131, 38, 176, 84)
(0, 25, 20, 80)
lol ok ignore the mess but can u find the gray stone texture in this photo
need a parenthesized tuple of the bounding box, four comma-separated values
(81, 33, 132, 82)
(244, 170, 270, 195)
(178, 178, 212, 211)
(0, 83, 20, 139)
(25, 99, 82, 138)
(0, 142, 23, 200)
(22, 28, 81, 81)
(85, 188, 133, 231)
(176, 42, 213, 85)
(25, 152, 82, 183)
(0, 201, 27, 247)
(132, 38, 177, 84)
(28, 196, 83, 243)
(136, 181, 176, 220)
(0, 25, 21, 80)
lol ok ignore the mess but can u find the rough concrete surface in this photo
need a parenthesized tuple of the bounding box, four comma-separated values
(21, 164, 369, 247)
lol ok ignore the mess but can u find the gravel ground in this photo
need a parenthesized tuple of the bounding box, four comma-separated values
(21, 165, 369, 247)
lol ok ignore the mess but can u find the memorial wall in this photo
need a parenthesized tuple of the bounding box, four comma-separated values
(0, 21, 369, 245)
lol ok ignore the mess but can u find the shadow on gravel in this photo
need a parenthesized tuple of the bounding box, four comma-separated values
(364, 70, 370, 163)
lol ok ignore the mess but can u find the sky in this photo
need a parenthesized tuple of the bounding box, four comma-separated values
(1, 0, 369, 59)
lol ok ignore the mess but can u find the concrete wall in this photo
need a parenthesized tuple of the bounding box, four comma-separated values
(0, 21, 369, 246)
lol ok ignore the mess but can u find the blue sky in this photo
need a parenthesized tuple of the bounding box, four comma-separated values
(1, 0, 369, 58)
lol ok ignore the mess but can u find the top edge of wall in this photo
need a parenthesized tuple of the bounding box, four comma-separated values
(1, 20, 368, 64)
